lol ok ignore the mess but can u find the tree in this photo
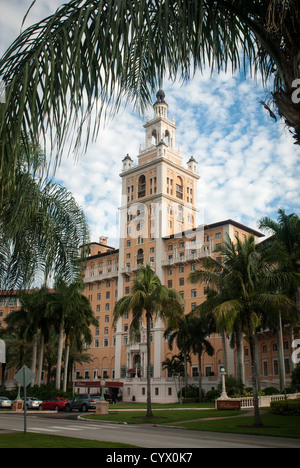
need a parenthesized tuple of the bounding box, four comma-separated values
(259, 209, 300, 324)
(47, 278, 97, 390)
(189, 234, 297, 427)
(0, 0, 299, 182)
(0, 140, 90, 290)
(164, 316, 193, 394)
(13, 288, 53, 387)
(61, 286, 97, 391)
(185, 315, 215, 403)
(113, 265, 183, 417)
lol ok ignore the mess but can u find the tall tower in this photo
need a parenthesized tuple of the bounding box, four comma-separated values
(115, 90, 200, 379)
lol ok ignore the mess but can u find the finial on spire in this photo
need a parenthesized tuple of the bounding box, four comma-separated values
(156, 89, 166, 104)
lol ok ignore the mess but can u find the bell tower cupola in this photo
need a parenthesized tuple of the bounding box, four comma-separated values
(153, 89, 168, 119)
(142, 90, 177, 154)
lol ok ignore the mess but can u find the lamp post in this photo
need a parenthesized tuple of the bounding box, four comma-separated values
(100, 379, 106, 401)
(219, 366, 228, 400)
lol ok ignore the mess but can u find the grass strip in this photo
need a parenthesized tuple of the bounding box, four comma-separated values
(0, 432, 139, 448)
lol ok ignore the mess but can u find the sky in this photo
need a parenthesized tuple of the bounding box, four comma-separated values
(1, 0, 299, 248)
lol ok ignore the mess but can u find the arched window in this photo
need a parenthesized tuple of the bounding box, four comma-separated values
(176, 176, 183, 200)
(138, 175, 146, 198)
(165, 130, 170, 146)
(152, 130, 158, 146)
(137, 249, 144, 264)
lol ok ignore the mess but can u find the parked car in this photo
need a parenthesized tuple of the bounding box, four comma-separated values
(39, 397, 68, 411)
(0, 396, 13, 408)
(65, 394, 99, 412)
(22, 397, 43, 410)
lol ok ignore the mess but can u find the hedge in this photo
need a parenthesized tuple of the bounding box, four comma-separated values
(270, 399, 300, 416)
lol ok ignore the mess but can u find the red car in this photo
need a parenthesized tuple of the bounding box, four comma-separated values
(39, 397, 68, 412)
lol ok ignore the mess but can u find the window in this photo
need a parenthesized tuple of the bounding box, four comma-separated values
(177, 205, 183, 221)
(191, 289, 197, 298)
(263, 361, 268, 377)
(179, 277, 184, 286)
(168, 280, 173, 288)
(104, 338, 109, 347)
(176, 176, 183, 200)
(273, 359, 279, 376)
(138, 175, 146, 198)
(137, 248, 144, 264)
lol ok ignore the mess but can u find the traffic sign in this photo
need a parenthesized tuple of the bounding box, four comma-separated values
(15, 366, 35, 388)
(0, 340, 5, 364)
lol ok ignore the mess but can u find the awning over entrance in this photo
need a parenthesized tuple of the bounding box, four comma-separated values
(75, 380, 123, 388)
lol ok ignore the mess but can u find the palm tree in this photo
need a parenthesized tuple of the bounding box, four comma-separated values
(47, 278, 98, 390)
(189, 234, 297, 427)
(113, 264, 183, 417)
(185, 315, 215, 403)
(259, 209, 300, 323)
(164, 315, 193, 394)
(0, 0, 299, 179)
(61, 288, 97, 391)
(0, 140, 90, 290)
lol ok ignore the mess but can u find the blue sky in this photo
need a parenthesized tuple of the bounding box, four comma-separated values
(1, 0, 299, 247)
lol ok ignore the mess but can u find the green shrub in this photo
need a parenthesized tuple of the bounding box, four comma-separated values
(204, 390, 220, 402)
(270, 399, 300, 416)
(262, 386, 280, 396)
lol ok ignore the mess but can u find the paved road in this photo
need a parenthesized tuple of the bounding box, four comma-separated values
(0, 412, 299, 449)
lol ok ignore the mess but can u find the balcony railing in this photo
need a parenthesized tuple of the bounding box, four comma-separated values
(83, 267, 119, 283)
(161, 250, 210, 267)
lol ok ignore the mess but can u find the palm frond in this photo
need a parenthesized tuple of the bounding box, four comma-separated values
(3, 0, 297, 175)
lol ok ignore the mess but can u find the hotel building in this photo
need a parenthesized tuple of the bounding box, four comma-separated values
(78, 91, 295, 402)
(0, 91, 296, 401)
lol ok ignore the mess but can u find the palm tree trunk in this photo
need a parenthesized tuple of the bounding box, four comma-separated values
(146, 311, 153, 417)
(37, 334, 44, 387)
(63, 338, 70, 392)
(31, 333, 37, 387)
(247, 312, 263, 427)
(236, 330, 245, 385)
(56, 322, 64, 390)
(254, 334, 261, 392)
(277, 312, 286, 394)
(198, 351, 202, 403)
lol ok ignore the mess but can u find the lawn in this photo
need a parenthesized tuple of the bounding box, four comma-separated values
(0, 432, 139, 448)
(85, 407, 300, 440)
(175, 411, 300, 439)
(85, 408, 247, 425)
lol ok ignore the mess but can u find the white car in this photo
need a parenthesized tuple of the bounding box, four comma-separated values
(22, 397, 43, 410)
(0, 396, 13, 408)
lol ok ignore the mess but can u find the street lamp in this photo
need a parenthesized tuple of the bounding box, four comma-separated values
(219, 366, 228, 400)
